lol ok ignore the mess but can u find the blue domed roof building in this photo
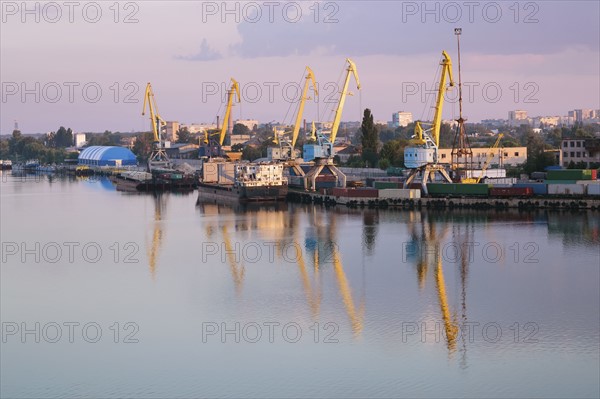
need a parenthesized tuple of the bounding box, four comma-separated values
(78, 146, 137, 167)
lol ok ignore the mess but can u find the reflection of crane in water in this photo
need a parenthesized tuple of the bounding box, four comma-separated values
(289, 207, 321, 318)
(196, 198, 364, 335)
(273, 206, 364, 335)
(406, 212, 459, 353)
(306, 209, 365, 336)
(222, 225, 245, 296)
(147, 193, 166, 279)
(197, 201, 246, 296)
(451, 221, 474, 368)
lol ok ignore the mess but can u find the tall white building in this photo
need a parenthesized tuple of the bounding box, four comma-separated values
(508, 110, 529, 127)
(165, 121, 180, 141)
(392, 111, 413, 128)
(74, 133, 86, 148)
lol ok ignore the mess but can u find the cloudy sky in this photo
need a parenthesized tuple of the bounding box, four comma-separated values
(1, 0, 599, 134)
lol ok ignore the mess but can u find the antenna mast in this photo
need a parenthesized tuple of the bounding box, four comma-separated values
(451, 27, 473, 178)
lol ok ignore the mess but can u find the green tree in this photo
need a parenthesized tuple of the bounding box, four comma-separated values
(346, 155, 365, 167)
(379, 139, 407, 166)
(8, 130, 22, 154)
(132, 132, 154, 160)
(378, 158, 390, 170)
(522, 129, 555, 173)
(232, 123, 250, 136)
(546, 128, 562, 147)
(53, 126, 73, 147)
(360, 108, 379, 167)
(176, 127, 192, 143)
(242, 146, 262, 161)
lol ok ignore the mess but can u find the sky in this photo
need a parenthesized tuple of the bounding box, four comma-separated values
(1, 0, 599, 134)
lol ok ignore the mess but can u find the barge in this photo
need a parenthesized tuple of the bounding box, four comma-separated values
(111, 170, 196, 192)
(198, 160, 287, 202)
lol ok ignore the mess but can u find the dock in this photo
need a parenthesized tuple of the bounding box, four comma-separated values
(287, 188, 600, 211)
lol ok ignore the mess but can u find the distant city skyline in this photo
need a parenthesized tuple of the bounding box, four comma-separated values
(1, 1, 599, 134)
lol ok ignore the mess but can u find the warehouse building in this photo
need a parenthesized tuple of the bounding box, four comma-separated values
(78, 146, 138, 167)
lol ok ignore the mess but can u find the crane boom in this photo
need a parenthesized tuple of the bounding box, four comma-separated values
(292, 66, 318, 148)
(432, 51, 454, 148)
(219, 78, 241, 146)
(330, 58, 360, 144)
(142, 83, 165, 145)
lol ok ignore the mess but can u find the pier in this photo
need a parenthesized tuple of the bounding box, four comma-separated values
(287, 188, 600, 211)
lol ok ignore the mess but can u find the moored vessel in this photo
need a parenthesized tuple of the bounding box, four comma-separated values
(198, 160, 287, 202)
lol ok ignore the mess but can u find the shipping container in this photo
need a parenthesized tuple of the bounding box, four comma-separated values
(374, 181, 401, 189)
(465, 168, 507, 178)
(315, 175, 337, 182)
(490, 187, 533, 197)
(513, 183, 548, 195)
(386, 166, 405, 176)
(530, 171, 547, 181)
(346, 188, 379, 198)
(546, 169, 593, 181)
(315, 181, 336, 190)
(545, 180, 578, 185)
(331, 188, 348, 197)
(288, 176, 305, 187)
(484, 177, 518, 185)
(576, 180, 600, 185)
(330, 188, 378, 198)
(378, 188, 421, 199)
(547, 184, 586, 195)
(588, 184, 600, 196)
(426, 183, 489, 196)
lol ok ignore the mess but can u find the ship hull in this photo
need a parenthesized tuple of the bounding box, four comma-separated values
(197, 182, 288, 202)
(110, 175, 196, 192)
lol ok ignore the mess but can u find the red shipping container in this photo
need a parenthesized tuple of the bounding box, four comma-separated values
(315, 175, 337, 182)
(346, 188, 378, 198)
(490, 187, 533, 197)
(331, 188, 348, 197)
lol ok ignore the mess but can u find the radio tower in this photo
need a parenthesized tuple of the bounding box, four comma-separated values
(451, 28, 473, 180)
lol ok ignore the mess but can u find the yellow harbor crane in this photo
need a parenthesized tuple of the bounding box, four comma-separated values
(270, 67, 318, 177)
(272, 66, 318, 160)
(201, 78, 240, 158)
(462, 133, 504, 184)
(302, 58, 361, 191)
(403, 51, 455, 194)
(142, 83, 171, 172)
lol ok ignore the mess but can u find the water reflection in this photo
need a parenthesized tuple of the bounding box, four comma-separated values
(362, 211, 379, 256)
(2, 174, 598, 398)
(195, 197, 366, 335)
(147, 193, 166, 279)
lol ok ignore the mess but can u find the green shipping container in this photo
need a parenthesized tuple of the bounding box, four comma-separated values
(546, 169, 592, 181)
(374, 181, 400, 189)
(386, 167, 404, 176)
(426, 183, 489, 196)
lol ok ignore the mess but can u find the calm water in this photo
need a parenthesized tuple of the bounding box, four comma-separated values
(1, 172, 599, 398)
